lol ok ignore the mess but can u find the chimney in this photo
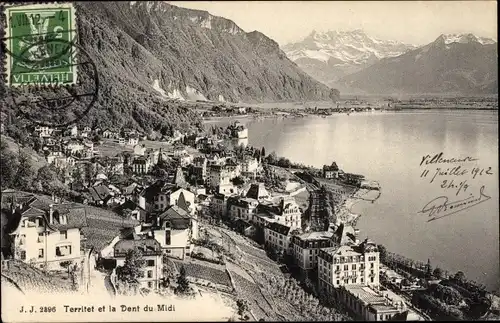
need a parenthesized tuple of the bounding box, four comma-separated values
(49, 204, 54, 224)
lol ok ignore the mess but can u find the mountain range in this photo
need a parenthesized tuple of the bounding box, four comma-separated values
(282, 30, 417, 86)
(339, 33, 498, 95)
(1, 1, 339, 135)
(283, 31, 498, 95)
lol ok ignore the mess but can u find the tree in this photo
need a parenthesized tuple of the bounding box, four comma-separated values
(236, 299, 249, 320)
(36, 165, 58, 194)
(60, 260, 73, 278)
(0, 141, 18, 189)
(377, 244, 388, 264)
(33, 138, 43, 153)
(116, 249, 146, 295)
(231, 176, 245, 186)
(175, 265, 191, 295)
(425, 258, 433, 278)
(454, 271, 466, 283)
(234, 144, 246, 159)
(433, 267, 443, 279)
(266, 152, 277, 164)
(92, 134, 101, 144)
(13, 150, 34, 190)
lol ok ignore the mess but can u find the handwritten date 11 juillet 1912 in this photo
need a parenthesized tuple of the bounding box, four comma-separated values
(418, 152, 494, 222)
(419, 152, 492, 196)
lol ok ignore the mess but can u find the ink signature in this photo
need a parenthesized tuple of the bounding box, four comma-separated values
(418, 186, 491, 222)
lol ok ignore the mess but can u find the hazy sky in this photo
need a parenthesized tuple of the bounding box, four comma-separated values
(172, 1, 497, 46)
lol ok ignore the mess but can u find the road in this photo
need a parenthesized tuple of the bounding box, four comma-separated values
(81, 250, 115, 297)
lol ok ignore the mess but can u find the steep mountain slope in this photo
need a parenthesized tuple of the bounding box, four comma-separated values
(282, 30, 416, 85)
(1, 1, 338, 135)
(339, 34, 498, 95)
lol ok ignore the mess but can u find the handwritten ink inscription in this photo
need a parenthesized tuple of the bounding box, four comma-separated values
(417, 152, 493, 222)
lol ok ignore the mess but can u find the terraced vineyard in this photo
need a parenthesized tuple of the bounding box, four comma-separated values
(215, 226, 350, 321)
(231, 272, 282, 321)
(1, 260, 75, 294)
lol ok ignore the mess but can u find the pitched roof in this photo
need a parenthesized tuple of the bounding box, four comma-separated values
(50, 205, 88, 230)
(246, 183, 269, 200)
(177, 192, 189, 213)
(266, 222, 291, 236)
(172, 167, 188, 188)
(88, 184, 111, 202)
(114, 238, 162, 256)
(157, 205, 191, 230)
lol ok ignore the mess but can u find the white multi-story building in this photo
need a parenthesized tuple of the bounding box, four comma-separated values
(34, 126, 54, 138)
(209, 193, 229, 218)
(209, 165, 232, 188)
(7, 196, 85, 270)
(113, 238, 163, 290)
(132, 156, 151, 174)
(241, 156, 260, 178)
(147, 205, 197, 260)
(227, 197, 259, 222)
(291, 231, 334, 271)
(153, 187, 195, 214)
(317, 239, 380, 295)
(256, 196, 301, 229)
(264, 222, 292, 255)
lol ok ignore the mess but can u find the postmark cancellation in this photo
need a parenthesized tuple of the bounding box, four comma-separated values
(3, 2, 77, 87)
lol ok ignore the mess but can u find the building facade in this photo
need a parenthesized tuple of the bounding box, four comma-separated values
(317, 239, 380, 295)
(291, 231, 334, 271)
(113, 238, 163, 290)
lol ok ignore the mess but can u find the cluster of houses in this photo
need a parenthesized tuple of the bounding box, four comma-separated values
(0, 123, 416, 320)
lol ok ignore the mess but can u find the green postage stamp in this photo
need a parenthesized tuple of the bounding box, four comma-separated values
(4, 3, 77, 86)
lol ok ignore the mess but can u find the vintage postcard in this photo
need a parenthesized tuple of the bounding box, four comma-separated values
(0, 1, 498, 322)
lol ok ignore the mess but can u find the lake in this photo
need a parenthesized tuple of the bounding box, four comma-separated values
(205, 109, 499, 292)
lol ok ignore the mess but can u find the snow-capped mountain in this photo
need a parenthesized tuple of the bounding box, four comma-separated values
(282, 29, 417, 85)
(339, 33, 498, 95)
(437, 33, 497, 45)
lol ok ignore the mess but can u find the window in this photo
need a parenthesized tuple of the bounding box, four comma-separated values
(352, 264, 356, 270)
(165, 231, 171, 245)
(336, 265, 340, 271)
(147, 260, 155, 267)
(38, 249, 44, 258)
(336, 280, 340, 285)
(361, 278, 364, 283)
(371, 277, 374, 283)
(55, 245, 72, 256)
(148, 282, 153, 288)
(352, 279, 356, 284)
(20, 250, 26, 260)
(370, 262, 374, 268)
(60, 230, 68, 240)
(147, 270, 153, 278)
(344, 264, 348, 270)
